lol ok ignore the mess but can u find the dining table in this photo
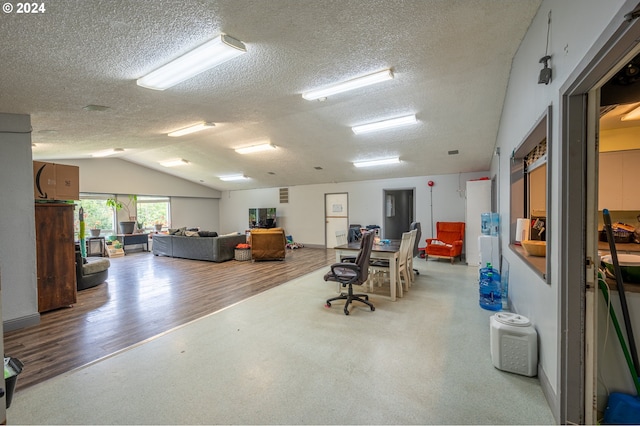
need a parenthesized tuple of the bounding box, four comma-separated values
(334, 240, 402, 301)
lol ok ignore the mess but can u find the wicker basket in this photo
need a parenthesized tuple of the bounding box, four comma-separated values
(521, 240, 546, 257)
(235, 248, 251, 261)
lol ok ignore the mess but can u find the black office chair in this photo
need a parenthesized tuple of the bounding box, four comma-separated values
(324, 231, 375, 315)
(347, 224, 362, 242)
(410, 222, 422, 275)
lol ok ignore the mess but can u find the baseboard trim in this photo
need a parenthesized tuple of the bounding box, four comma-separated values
(3, 313, 40, 332)
(538, 364, 559, 423)
(303, 244, 325, 249)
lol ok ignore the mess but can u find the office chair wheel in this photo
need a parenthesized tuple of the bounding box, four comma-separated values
(325, 302, 331, 308)
(371, 306, 375, 311)
(344, 309, 349, 315)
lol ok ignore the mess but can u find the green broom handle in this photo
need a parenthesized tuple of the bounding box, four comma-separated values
(599, 278, 640, 396)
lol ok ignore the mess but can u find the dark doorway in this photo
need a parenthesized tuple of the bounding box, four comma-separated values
(383, 189, 415, 239)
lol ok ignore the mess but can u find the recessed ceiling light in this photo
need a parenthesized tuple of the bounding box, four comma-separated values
(234, 143, 276, 154)
(302, 69, 393, 101)
(92, 148, 124, 157)
(352, 114, 417, 134)
(353, 157, 401, 168)
(83, 104, 110, 112)
(137, 34, 247, 91)
(160, 159, 190, 167)
(167, 122, 215, 137)
(219, 174, 249, 181)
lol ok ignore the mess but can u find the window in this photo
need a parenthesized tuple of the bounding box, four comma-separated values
(76, 194, 116, 237)
(510, 106, 551, 283)
(136, 196, 170, 231)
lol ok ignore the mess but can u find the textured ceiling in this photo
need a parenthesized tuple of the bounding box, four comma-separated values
(0, 0, 542, 191)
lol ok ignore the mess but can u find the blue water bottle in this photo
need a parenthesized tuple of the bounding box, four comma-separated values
(479, 265, 501, 311)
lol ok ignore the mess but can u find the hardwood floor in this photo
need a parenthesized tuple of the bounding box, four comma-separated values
(3, 247, 335, 392)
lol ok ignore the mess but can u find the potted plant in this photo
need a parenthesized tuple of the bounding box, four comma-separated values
(90, 221, 101, 237)
(106, 195, 137, 234)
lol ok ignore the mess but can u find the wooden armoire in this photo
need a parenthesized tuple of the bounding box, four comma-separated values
(35, 203, 77, 312)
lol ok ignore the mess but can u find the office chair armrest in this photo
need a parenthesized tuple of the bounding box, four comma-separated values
(330, 262, 360, 275)
(328, 262, 362, 286)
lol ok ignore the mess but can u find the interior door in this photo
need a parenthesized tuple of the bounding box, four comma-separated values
(325, 193, 348, 248)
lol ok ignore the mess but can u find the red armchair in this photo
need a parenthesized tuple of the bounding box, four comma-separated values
(425, 222, 465, 264)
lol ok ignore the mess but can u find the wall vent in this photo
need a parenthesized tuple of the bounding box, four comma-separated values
(279, 187, 289, 203)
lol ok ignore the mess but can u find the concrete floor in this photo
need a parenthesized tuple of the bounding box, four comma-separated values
(9, 259, 555, 425)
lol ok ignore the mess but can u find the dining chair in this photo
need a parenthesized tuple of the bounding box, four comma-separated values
(397, 231, 413, 292)
(369, 231, 412, 298)
(335, 229, 348, 246)
(324, 231, 375, 315)
(406, 229, 417, 287)
(409, 222, 422, 276)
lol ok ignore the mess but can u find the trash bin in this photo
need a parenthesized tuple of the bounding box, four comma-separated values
(4, 357, 23, 408)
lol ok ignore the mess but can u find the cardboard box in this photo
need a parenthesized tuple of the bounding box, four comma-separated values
(54, 163, 79, 200)
(33, 161, 79, 201)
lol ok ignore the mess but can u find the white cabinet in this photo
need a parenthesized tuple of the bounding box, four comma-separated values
(465, 179, 492, 266)
(599, 150, 640, 210)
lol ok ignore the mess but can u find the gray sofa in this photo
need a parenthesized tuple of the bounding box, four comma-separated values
(152, 233, 246, 262)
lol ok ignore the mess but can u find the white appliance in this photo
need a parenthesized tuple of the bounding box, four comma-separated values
(465, 179, 491, 266)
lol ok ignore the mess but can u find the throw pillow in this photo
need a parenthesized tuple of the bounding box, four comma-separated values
(198, 231, 218, 237)
(169, 227, 187, 235)
(185, 231, 200, 237)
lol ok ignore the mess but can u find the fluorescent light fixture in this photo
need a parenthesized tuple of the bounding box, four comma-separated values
(235, 143, 276, 154)
(352, 114, 417, 134)
(137, 34, 247, 91)
(160, 159, 190, 167)
(302, 69, 393, 101)
(219, 174, 248, 181)
(92, 148, 124, 157)
(621, 104, 640, 121)
(353, 157, 401, 168)
(168, 122, 215, 137)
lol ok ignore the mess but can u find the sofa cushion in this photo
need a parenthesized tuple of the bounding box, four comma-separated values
(83, 258, 110, 275)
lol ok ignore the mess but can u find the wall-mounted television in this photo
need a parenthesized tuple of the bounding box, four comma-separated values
(249, 208, 276, 228)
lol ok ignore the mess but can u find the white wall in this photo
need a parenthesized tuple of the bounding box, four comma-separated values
(59, 158, 223, 233)
(493, 0, 629, 412)
(55, 158, 222, 198)
(219, 171, 488, 247)
(171, 197, 220, 233)
(0, 113, 39, 330)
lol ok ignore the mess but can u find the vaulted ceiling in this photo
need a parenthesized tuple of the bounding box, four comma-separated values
(0, 0, 542, 191)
